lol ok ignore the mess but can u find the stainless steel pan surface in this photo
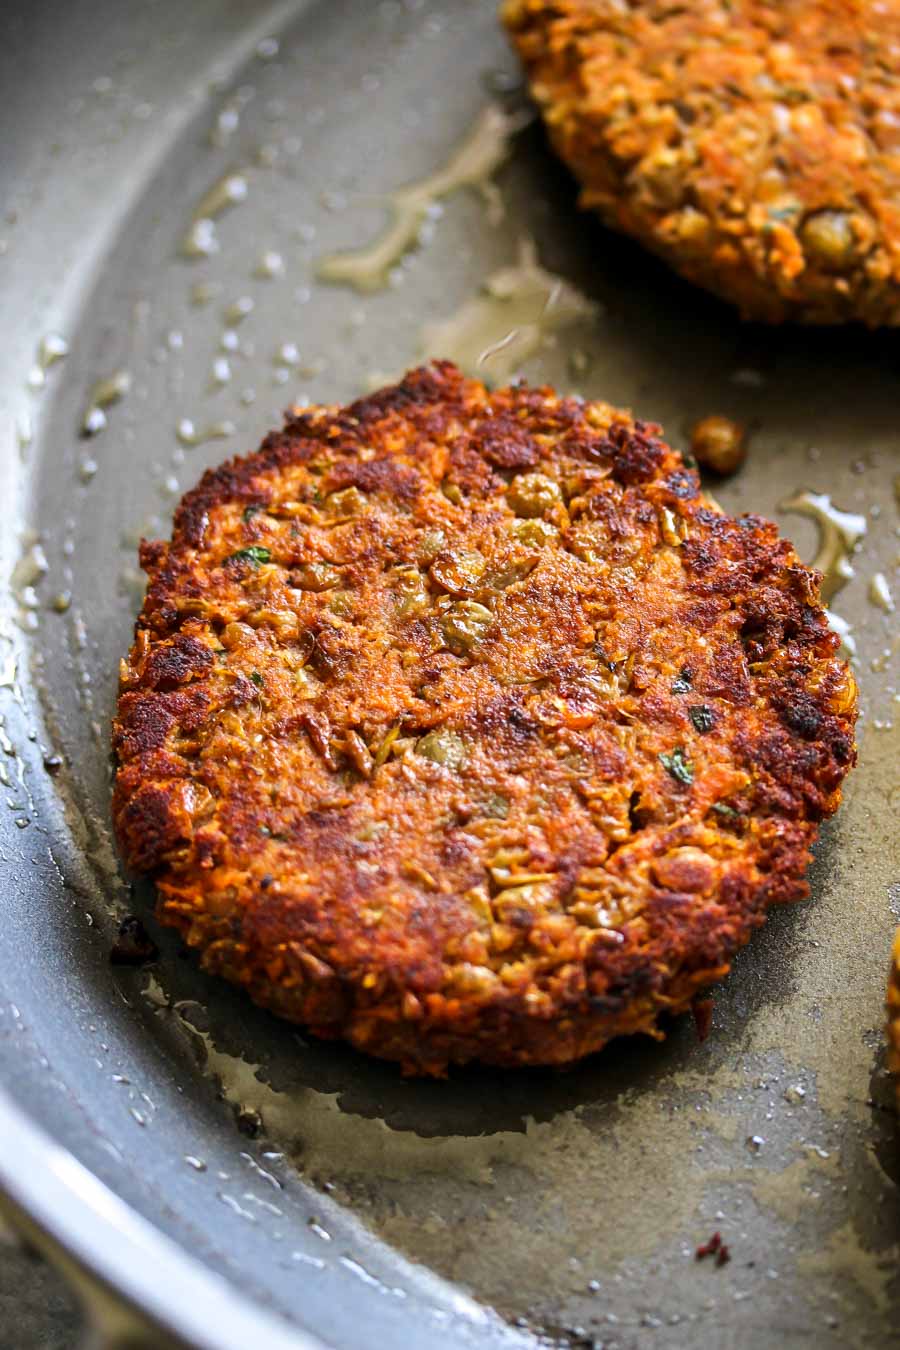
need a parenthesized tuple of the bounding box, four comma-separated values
(1, 2, 898, 1346)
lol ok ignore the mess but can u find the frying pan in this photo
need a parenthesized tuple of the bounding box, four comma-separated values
(1, 1, 898, 1346)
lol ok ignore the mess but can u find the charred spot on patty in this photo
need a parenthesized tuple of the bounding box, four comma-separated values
(112, 362, 857, 1073)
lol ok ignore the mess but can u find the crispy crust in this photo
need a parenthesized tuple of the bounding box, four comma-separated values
(503, 0, 900, 324)
(112, 362, 857, 1073)
(887, 928, 900, 1102)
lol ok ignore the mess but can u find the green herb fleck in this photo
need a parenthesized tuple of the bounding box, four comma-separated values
(242, 504, 263, 522)
(712, 802, 739, 819)
(592, 640, 618, 671)
(250, 670, 264, 688)
(671, 667, 693, 694)
(659, 746, 694, 786)
(226, 545, 271, 567)
(689, 704, 715, 734)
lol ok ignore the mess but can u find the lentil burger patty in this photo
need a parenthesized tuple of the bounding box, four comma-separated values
(113, 363, 857, 1073)
(887, 929, 900, 1103)
(503, 0, 900, 325)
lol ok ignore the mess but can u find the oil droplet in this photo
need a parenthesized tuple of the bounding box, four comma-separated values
(240, 1153, 282, 1191)
(193, 172, 249, 221)
(176, 418, 236, 447)
(181, 173, 249, 258)
(38, 333, 69, 369)
(17, 414, 33, 453)
(317, 103, 532, 293)
(339, 1256, 402, 1296)
(11, 540, 49, 599)
(292, 1252, 325, 1270)
(869, 572, 895, 612)
(182, 218, 220, 260)
(210, 104, 240, 149)
(191, 281, 222, 307)
(746, 1134, 765, 1153)
(255, 250, 284, 279)
(211, 358, 231, 387)
(81, 370, 132, 436)
(225, 296, 254, 324)
(779, 491, 867, 604)
(825, 610, 856, 656)
(219, 1193, 255, 1222)
(275, 341, 300, 367)
(421, 237, 597, 381)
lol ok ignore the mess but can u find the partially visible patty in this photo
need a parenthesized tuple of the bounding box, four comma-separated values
(887, 929, 900, 1102)
(112, 362, 857, 1074)
(503, 0, 900, 325)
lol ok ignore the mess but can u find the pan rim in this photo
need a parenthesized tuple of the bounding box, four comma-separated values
(0, 1088, 324, 1350)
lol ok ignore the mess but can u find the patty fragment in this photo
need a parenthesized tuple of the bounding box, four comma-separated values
(503, 0, 900, 325)
(112, 362, 857, 1073)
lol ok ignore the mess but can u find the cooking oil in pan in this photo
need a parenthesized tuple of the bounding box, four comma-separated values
(175, 418, 236, 448)
(181, 172, 249, 259)
(780, 490, 867, 603)
(26, 333, 69, 391)
(210, 357, 232, 387)
(869, 572, 895, 612)
(81, 370, 132, 436)
(317, 103, 531, 293)
(255, 249, 285, 279)
(224, 295, 254, 324)
(190, 281, 222, 307)
(421, 236, 597, 382)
